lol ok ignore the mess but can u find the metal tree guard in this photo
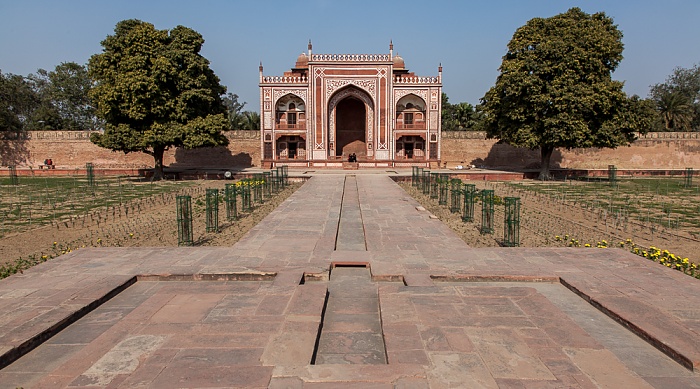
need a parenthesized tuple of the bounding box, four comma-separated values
(176, 195, 193, 246)
(225, 183, 238, 221)
(608, 165, 617, 187)
(262, 171, 272, 198)
(421, 170, 431, 195)
(449, 179, 462, 213)
(271, 169, 280, 193)
(205, 188, 219, 233)
(503, 197, 521, 247)
(480, 189, 495, 234)
(8, 165, 18, 185)
(685, 167, 693, 188)
(86, 162, 95, 187)
(430, 172, 439, 199)
(438, 173, 450, 205)
(282, 165, 289, 187)
(252, 174, 263, 204)
(462, 184, 476, 222)
(241, 180, 252, 212)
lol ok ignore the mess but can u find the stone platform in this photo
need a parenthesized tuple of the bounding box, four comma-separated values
(1, 174, 699, 388)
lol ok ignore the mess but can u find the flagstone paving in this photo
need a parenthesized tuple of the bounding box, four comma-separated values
(1, 173, 699, 388)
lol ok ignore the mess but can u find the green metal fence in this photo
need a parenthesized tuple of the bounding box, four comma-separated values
(86, 162, 95, 187)
(685, 167, 693, 188)
(480, 189, 494, 234)
(206, 188, 219, 233)
(438, 173, 450, 205)
(449, 179, 462, 213)
(503, 197, 521, 247)
(176, 195, 193, 246)
(462, 184, 476, 222)
(421, 170, 431, 195)
(8, 166, 18, 186)
(225, 183, 238, 221)
(430, 172, 439, 199)
(608, 165, 617, 187)
(240, 180, 252, 212)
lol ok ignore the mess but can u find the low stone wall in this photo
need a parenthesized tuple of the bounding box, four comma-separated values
(441, 131, 700, 170)
(0, 130, 261, 169)
(1, 130, 698, 171)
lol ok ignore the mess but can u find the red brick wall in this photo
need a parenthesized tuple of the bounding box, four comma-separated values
(0, 131, 260, 169)
(1, 131, 698, 170)
(441, 132, 700, 170)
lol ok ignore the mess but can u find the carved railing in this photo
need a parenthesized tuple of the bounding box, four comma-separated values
(394, 76, 440, 84)
(311, 54, 391, 62)
(396, 123, 426, 130)
(275, 124, 306, 130)
(261, 75, 308, 84)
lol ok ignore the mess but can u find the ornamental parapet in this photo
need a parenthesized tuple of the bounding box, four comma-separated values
(311, 54, 391, 62)
(261, 75, 308, 84)
(394, 76, 440, 84)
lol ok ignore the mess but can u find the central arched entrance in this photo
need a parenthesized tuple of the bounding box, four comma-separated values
(328, 86, 374, 161)
(335, 97, 366, 158)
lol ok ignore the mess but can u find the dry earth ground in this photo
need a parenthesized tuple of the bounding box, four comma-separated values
(399, 180, 699, 263)
(0, 180, 302, 268)
(1, 177, 697, 275)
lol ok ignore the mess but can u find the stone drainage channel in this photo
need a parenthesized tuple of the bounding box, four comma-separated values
(312, 175, 388, 364)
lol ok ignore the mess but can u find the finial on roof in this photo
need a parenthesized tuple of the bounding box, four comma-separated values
(390, 40, 393, 51)
(308, 39, 312, 50)
(259, 61, 263, 71)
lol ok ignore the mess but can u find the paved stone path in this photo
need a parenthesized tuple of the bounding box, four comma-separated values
(1, 174, 699, 388)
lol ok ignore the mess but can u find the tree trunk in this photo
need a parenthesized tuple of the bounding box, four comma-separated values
(152, 146, 165, 181)
(539, 145, 554, 180)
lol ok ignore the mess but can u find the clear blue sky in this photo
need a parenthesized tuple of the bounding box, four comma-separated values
(1, 0, 698, 111)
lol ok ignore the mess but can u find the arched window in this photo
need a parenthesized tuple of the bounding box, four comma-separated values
(275, 95, 305, 129)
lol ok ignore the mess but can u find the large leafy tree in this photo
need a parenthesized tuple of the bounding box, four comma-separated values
(45, 62, 96, 130)
(441, 92, 482, 131)
(0, 71, 37, 133)
(27, 62, 95, 130)
(481, 8, 651, 179)
(650, 64, 699, 131)
(89, 19, 229, 179)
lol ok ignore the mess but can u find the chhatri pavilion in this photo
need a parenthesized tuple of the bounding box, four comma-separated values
(259, 42, 442, 168)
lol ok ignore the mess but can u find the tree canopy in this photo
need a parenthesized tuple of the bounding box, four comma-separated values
(1, 63, 96, 133)
(650, 64, 699, 131)
(441, 93, 482, 131)
(0, 71, 37, 133)
(480, 7, 652, 179)
(88, 19, 229, 179)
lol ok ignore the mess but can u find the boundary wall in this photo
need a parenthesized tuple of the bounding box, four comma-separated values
(1, 130, 699, 171)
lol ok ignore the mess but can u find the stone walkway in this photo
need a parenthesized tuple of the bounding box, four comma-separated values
(1, 174, 699, 388)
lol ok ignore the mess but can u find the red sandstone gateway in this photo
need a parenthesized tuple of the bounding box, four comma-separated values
(259, 41, 443, 168)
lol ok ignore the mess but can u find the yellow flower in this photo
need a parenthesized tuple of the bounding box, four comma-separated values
(53, 242, 57, 246)
(584, 243, 591, 247)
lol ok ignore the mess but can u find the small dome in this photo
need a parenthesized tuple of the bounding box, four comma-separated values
(393, 54, 405, 70)
(295, 53, 309, 68)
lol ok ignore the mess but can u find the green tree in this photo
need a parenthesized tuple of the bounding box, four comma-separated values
(46, 62, 95, 130)
(650, 64, 699, 131)
(240, 111, 260, 131)
(88, 19, 229, 180)
(441, 93, 481, 131)
(0, 71, 44, 132)
(481, 8, 650, 179)
(441, 93, 456, 131)
(222, 92, 246, 130)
